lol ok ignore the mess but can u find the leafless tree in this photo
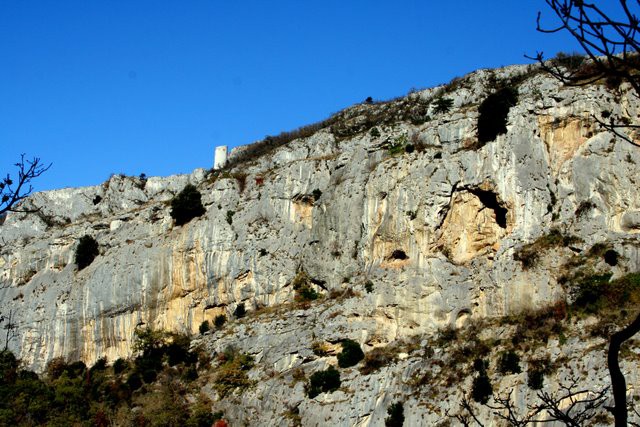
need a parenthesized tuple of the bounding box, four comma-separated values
(450, 376, 608, 426)
(0, 155, 51, 216)
(530, 3, 640, 425)
(530, 0, 640, 146)
(1, 309, 18, 351)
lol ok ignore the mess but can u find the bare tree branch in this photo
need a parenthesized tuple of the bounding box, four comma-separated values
(529, 1, 640, 147)
(0, 309, 18, 352)
(0, 155, 51, 216)
(451, 375, 607, 426)
(535, 376, 608, 426)
(486, 390, 544, 426)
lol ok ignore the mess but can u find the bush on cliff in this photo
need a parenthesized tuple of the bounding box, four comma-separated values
(306, 365, 341, 398)
(337, 339, 365, 368)
(75, 235, 99, 270)
(170, 184, 206, 226)
(477, 87, 518, 145)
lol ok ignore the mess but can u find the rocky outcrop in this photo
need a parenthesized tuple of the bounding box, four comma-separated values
(2, 63, 640, 425)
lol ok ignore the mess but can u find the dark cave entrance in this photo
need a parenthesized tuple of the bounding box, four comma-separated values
(468, 188, 508, 229)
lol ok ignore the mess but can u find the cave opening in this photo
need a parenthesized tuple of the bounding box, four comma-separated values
(604, 249, 619, 266)
(390, 249, 409, 260)
(468, 188, 508, 229)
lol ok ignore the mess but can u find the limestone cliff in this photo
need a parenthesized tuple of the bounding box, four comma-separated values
(2, 63, 640, 425)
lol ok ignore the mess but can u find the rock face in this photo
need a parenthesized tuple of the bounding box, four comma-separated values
(2, 63, 640, 425)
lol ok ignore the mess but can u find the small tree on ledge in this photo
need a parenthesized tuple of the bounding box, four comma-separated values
(170, 184, 206, 226)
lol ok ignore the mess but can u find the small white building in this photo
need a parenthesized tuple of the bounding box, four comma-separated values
(214, 146, 228, 169)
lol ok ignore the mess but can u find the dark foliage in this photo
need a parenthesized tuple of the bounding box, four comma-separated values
(527, 368, 545, 390)
(126, 372, 142, 390)
(90, 357, 108, 373)
(385, 402, 405, 427)
(514, 229, 582, 270)
(433, 97, 454, 114)
(199, 320, 211, 334)
(477, 87, 518, 145)
(113, 358, 127, 375)
(473, 358, 489, 374)
(307, 366, 341, 398)
(570, 272, 614, 312)
(337, 339, 365, 368)
(360, 346, 398, 375)
(497, 350, 522, 375)
(471, 372, 493, 404)
(75, 235, 99, 270)
(141, 369, 157, 383)
(364, 280, 374, 293)
(170, 184, 206, 226)
(214, 314, 227, 329)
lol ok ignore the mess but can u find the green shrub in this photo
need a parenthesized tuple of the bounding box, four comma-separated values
(186, 408, 223, 427)
(568, 272, 640, 317)
(141, 369, 157, 383)
(477, 87, 517, 145)
(370, 127, 381, 138)
(199, 320, 210, 335)
(433, 97, 453, 114)
(360, 346, 398, 375)
(214, 314, 227, 329)
(307, 366, 341, 398)
(183, 365, 198, 381)
(337, 339, 365, 368)
(165, 334, 193, 366)
(471, 373, 492, 403)
(514, 229, 582, 270)
(473, 358, 489, 374)
(113, 358, 127, 375)
(292, 271, 320, 302)
(170, 184, 206, 226)
(527, 368, 545, 390)
(0, 350, 18, 385)
(90, 357, 107, 373)
(385, 402, 405, 427)
(311, 341, 330, 357)
(126, 372, 142, 391)
(388, 135, 408, 156)
(364, 280, 374, 293)
(75, 235, 99, 270)
(497, 350, 521, 374)
(550, 51, 585, 71)
(571, 273, 613, 312)
(213, 348, 254, 397)
(225, 210, 235, 225)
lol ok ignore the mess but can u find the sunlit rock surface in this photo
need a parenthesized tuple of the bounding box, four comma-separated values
(2, 63, 640, 425)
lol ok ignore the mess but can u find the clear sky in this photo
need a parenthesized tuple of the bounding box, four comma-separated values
(1, 1, 581, 191)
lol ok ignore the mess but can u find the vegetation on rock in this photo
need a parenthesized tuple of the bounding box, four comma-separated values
(170, 184, 206, 226)
(477, 87, 517, 145)
(306, 365, 341, 398)
(337, 339, 365, 368)
(75, 235, 99, 270)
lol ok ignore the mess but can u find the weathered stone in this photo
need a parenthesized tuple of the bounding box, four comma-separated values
(2, 63, 640, 425)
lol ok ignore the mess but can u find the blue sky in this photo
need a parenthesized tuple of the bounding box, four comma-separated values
(1, 1, 581, 191)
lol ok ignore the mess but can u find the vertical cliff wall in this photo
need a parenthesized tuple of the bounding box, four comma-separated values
(1, 63, 640, 425)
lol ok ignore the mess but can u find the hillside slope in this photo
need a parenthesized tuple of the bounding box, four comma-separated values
(2, 63, 640, 425)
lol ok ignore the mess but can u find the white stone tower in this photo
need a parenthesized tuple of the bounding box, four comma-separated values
(214, 145, 228, 169)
